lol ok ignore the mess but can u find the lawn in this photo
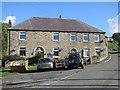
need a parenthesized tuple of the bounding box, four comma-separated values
(1, 71, 18, 77)
(28, 65, 37, 70)
(1, 65, 38, 77)
(0, 68, 18, 77)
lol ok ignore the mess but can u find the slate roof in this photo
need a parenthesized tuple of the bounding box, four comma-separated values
(8, 17, 105, 33)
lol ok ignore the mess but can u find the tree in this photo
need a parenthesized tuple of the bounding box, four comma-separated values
(2, 23, 9, 58)
(28, 52, 44, 65)
(112, 33, 120, 45)
(0, 23, 2, 59)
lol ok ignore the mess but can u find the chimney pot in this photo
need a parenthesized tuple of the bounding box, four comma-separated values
(59, 15, 62, 18)
(9, 20, 12, 27)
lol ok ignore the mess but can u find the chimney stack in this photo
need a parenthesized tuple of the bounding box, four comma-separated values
(8, 20, 12, 27)
(59, 15, 62, 19)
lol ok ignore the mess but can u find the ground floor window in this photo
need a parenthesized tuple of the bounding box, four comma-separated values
(53, 48, 59, 56)
(95, 47, 101, 56)
(83, 48, 89, 57)
(71, 48, 77, 53)
(20, 47, 26, 56)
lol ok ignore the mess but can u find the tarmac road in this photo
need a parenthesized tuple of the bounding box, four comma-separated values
(2, 53, 120, 89)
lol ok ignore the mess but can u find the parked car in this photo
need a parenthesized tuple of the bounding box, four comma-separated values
(65, 52, 84, 69)
(53, 58, 65, 69)
(37, 58, 54, 71)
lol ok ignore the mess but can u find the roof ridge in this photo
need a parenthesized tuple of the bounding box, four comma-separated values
(32, 16, 76, 20)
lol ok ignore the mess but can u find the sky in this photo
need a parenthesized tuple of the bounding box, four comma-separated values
(2, 2, 119, 37)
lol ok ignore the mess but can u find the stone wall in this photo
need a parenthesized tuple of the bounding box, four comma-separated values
(9, 30, 108, 63)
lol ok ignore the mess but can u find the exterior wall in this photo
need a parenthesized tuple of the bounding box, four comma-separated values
(9, 30, 108, 63)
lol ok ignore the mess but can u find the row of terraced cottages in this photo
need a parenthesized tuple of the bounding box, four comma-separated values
(8, 17, 108, 63)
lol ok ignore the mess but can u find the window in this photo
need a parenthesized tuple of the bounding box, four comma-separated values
(71, 48, 77, 53)
(70, 33, 77, 41)
(83, 48, 89, 57)
(53, 48, 59, 56)
(95, 47, 101, 56)
(94, 34, 100, 42)
(20, 47, 26, 56)
(53, 33, 59, 41)
(83, 34, 89, 42)
(19, 32, 26, 40)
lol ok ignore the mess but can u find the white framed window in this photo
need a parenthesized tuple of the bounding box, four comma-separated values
(19, 32, 26, 40)
(94, 34, 100, 42)
(95, 47, 101, 56)
(83, 48, 89, 57)
(83, 34, 89, 42)
(19, 47, 26, 56)
(53, 32, 59, 41)
(70, 33, 77, 41)
(53, 48, 59, 56)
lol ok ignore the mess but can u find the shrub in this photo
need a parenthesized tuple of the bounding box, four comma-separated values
(28, 52, 44, 65)
(2, 55, 25, 67)
(92, 54, 100, 63)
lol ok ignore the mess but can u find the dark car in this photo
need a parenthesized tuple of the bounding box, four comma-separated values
(37, 58, 54, 71)
(65, 52, 84, 69)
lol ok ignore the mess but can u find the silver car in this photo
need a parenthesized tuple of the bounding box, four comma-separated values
(37, 58, 54, 71)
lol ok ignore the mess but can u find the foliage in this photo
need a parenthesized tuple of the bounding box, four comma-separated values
(25, 59, 28, 70)
(28, 65, 37, 70)
(28, 52, 44, 65)
(112, 33, 120, 44)
(1, 71, 18, 77)
(0, 23, 2, 59)
(108, 42, 118, 53)
(92, 55, 100, 62)
(2, 23, 9, 58)
(2, 54, 25, 61)
(2, 55, 25, 67)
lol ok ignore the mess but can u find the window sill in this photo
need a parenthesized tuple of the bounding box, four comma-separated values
(53, 56, 60, 58)
(83, 41, 89, 43)
(19, 39, 26, 41)
(94, 41, 100, 43)
(83, 56, 89, 58)
(83, 42, 88, 43)
(70, 40, 76, 42)
(53, 40, 59, 42)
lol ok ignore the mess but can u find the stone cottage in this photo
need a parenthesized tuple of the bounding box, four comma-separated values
(8, 17, 108, 63)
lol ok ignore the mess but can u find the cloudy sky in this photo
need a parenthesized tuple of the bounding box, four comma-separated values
(2, 2, 118, 36)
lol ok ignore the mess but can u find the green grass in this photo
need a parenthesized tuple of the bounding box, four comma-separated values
(0, 69, 18, 77)
(1, 64, 38, 77)
(28, 65, 37, 70)
(2, 67, 11, 71)
(2, 65, 37, 71)
(1, 67, 18, 77)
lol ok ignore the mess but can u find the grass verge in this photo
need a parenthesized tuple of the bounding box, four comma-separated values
(0, 70, 18, 77)
(1, 65, 38, 77)
(28, 65, 37, 70)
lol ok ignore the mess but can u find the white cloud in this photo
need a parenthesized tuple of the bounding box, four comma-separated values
(107, 15, 119, 35)
(3, 16, 16, 25)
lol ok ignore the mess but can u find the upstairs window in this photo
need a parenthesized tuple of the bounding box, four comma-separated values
(70, 33, 77, 41)
(83, 48, 89, 57)
(20, 47, 26, 56)
(83, 34, 89, 42)
(53, 33, 59, 41)
(53, 48, 59, 56)
(94, 34, 100, 42)
(19, 32, 26, 40)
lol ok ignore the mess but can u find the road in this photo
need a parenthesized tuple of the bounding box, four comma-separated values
(2, 54, 120, 89)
